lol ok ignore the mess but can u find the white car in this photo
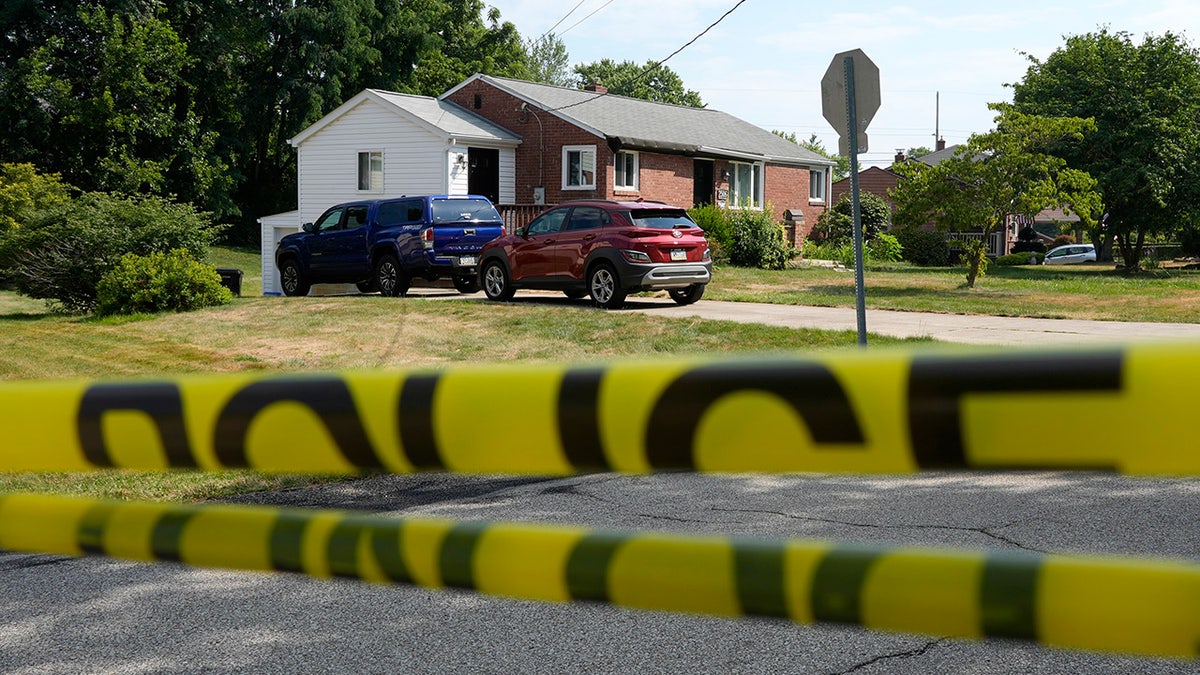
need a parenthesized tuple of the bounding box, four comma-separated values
(1043, 243, 1096, 265)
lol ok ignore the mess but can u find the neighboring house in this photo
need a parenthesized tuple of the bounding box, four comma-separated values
(829, 166, 902, 209)
(259, 75, 835, 293)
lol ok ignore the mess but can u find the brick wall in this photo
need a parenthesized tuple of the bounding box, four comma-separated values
(445, 78, 829, 247)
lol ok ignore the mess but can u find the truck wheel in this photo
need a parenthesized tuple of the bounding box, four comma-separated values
(453, 275, 480, 294)
(280, 259, 310, 297)
(668, 284, 705, 306)
(588, 262, 626, 309)
(482, 260, 515, 301)
(375, 254, 410, 297)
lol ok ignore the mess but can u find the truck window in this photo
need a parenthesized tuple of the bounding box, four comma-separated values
(315, 207, 344, 232)
(378, 199, 425, 225)
(345, 205, 369, 229)
(432, 198, 501, 224)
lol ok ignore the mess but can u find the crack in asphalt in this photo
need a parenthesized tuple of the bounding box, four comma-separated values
(833, 638, 947, 674)
(710, 506, 1047, 552)
(0, 553, 73, 571)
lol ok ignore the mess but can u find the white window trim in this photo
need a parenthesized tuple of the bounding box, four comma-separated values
(357, 150, 383, 192)
(728, 160, 764, 210)
(809, 167, 827, 203)
(614, 150, 639, 191)
(562, 145, 597, 190)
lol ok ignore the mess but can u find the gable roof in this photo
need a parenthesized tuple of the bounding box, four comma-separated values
(289, 88, 521, 147)
(443, 74, 833, 167)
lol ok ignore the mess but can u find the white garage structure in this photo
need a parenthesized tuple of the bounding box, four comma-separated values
(257, 88, 521, 295)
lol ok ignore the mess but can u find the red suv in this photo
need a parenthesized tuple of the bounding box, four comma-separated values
(478, 200, 712, 309)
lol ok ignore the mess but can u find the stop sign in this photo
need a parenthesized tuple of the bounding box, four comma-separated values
(821, 49, 880, 155)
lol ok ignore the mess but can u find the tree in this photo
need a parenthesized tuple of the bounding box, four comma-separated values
(1011, 30, 1200, 270)
(890, 104, 1100, 288)
(523, 33, 571, 87)
(573, 59, 704, 107)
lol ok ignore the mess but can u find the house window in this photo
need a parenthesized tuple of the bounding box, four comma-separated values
(810, 169, 826, 202)
(729, 161, 762, 209)
(563, 145, 596, 190)
(358, 151, 382, 191)
(614, 150, 638, 190)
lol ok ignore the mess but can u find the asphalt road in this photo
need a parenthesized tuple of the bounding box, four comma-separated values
(1, 472, 1196, 674)
(1, 293, 1197, 673)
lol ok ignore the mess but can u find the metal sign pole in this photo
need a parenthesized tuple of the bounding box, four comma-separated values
(845, 55, 867, 347)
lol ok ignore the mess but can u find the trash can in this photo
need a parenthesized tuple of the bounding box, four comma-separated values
(216, 268, 243, 296)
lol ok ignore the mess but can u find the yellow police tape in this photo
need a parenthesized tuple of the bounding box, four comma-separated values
(1, 344, 1198, 475)
(0, 493, 1194, 659)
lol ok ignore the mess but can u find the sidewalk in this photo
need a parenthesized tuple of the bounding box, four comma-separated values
(621, 297, 1200, 345)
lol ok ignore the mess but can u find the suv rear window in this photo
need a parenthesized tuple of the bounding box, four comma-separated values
(628, 209, 695, 229)
(432, 198, 502, 224)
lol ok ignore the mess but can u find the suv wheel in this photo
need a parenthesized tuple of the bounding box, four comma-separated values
(482, 260, 515, 301)
(453, 275, 480, 294)
(376, 254, 410, 297)
(280, 259, 310, 297)
(668, 284, 705, 306)
(588, 262, 626, 309)
(563, 289, 587, 299)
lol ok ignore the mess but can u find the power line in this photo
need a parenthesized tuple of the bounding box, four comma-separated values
(549, 0, 750, 113)
(559, 0, 617, 36)
(538, 0, 588, 41)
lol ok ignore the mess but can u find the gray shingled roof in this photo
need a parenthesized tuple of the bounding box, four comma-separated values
(370, 89, 521, 143)
(460, 75, 831, 167)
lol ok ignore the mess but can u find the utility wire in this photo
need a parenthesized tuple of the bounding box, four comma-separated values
(538, 0, 588, 41)
(559, 0, 617, 36)
(548, 0, 750, 113)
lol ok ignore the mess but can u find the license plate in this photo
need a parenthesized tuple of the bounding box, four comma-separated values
(670, 249, 687, 261)
(459, 255, 477, 266)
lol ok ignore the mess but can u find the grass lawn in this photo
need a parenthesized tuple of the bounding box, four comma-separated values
(0, 246, 930, 501)
(707, 261, 1200, 323)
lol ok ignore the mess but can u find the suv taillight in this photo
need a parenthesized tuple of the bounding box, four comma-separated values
(422, 227, 434, 250)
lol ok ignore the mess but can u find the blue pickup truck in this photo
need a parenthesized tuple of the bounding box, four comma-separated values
(275, 195, 506, 297)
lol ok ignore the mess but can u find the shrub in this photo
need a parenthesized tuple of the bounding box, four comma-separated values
(96, 249, 232, 316)
(867, 233, 903, 263)
(1051, 234, 1076, 248)
(996, 252, 1042, 266)
(2, 192, 223, 312)
(687, 204, 732, 262)
(811, 192, 891, 244)
(0, 163, 73, 233)
(727, 206, 791, 270)
(893, 227, 950, 266)
(1010, 239, 1046, 254)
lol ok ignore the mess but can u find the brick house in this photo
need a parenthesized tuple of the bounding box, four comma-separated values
(440, 74, 834, 245)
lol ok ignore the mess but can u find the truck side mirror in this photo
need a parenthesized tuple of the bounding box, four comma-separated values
(301, 222, 316, 233)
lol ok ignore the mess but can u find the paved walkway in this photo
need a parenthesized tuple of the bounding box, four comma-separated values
(622, 297, 1200, 345)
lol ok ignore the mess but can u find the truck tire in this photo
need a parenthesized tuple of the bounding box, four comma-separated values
(453, 275, 480, 294)
(587, 262, 626, 309)
(482, 260, 515, 301)
(375, 254, 410, 297)
(668, 284, 705, 306)
(280, 258, 310, 297)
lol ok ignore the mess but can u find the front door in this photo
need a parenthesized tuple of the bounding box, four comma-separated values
(468, 147, 500, 204)
(693, 159, 714, 207)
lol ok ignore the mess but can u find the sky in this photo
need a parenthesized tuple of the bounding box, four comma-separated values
(484, 0, 1200, 166)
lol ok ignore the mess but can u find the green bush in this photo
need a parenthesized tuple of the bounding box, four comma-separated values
(867, 233, 903, 262)
(893, 227, 950, 266)
(811, 192, 891, 244)
(996, 251, 1043, 266)
(727, 207, 791, 270)
(2, 192, 223, 313)
(687, 204, 732, 262)
(96, 249, 232, 316)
